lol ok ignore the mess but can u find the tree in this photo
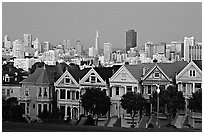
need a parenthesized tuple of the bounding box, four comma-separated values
(120, 92, 145, 127)
(188, 89, 202, 112)
(150, 85, 185, 123)
(81, 87, 111, 125)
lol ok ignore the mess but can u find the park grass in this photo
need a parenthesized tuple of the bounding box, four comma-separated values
(2, 121, 201, 132)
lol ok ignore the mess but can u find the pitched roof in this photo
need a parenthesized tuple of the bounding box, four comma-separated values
(94, 66, 121, 82)
(193, 60, 202, 70)
(125, 63, 155, 80)
(69, 68, 91, 83)
(157, 61, 188, 78)
(21, 66, 55, 85)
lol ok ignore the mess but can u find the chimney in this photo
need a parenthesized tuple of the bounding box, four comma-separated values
(143, 67, 146, 75)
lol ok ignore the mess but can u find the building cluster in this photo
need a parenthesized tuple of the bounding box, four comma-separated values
(2, 30, 202, 129)
(2, 59, 202, 128)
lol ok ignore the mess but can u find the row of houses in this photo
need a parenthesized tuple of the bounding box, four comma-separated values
(2, 60, 202, 127)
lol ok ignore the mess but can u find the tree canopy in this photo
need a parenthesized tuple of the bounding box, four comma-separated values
(150, 85, 185, 119)
(188, 89, 202, 112)
(81, 87, 111, 116)
(120, 92, 145, 127)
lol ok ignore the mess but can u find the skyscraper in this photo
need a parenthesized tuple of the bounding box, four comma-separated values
(126, 29, 137, 52)
(95, 30, 99, 56)
(23, 34, 32, 48)
(104, 42, 112, 63)
(4, 35, 11, 49)
(184, 37, 195, 61)
(76, 39, 83, 56)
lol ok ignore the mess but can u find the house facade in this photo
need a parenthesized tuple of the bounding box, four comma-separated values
(176, 60, 202, 109)
(19, 66, 55, 120)
(54, 69, 84, 120)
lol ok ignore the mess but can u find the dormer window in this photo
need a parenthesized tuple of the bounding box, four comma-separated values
(154, 72, 160, 78)
(190, 70, 196, 77)
(25, 86, 29, 96)
(121, 73, 126, 80)
(5, 74, 10, 82)
(64, 76, 71, 84)
(90, 73, 96, 83)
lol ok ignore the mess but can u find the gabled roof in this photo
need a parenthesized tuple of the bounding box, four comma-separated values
(94, 66, 121, 82)
(125, 63, 155, 80)
(193, 60, 202, 71)
(69, 68, 90, 83)
(21, 66, 54, 85)
(157, 61, 188, 78)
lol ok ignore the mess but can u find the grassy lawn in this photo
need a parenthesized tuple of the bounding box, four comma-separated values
(2, 121, 201, 132)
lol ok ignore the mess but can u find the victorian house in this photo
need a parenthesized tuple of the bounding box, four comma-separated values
(176, 60, 202, 106)
(54, 68, 90, 120)
(19, 66, 56, 120)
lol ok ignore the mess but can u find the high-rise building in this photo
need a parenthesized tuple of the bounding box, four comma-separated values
(184, 37, 195, 61)
(33, 38, 40, 51)
(23, 34, 32, 48)
(42, 41, 52, 52)
(95, 30, 99, 56)
(63, 39, 70, 49)
(145, 42, 166, 59)
(89, 47, 95, 57)
(126, 29, 137, 52)
(12, 39, 24, 58)
(189, 43, 202, 61)
(104, 42, 112, 63)
(4, 35, 11, 49)
(76, 39, 83, 56)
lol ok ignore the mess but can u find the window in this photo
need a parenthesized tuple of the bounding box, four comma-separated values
(5, 74, 10, 82)
(190, 70, 196, 77)
(25, 86, 29, 96)
(116, 87, 119, 95)
(147, 85, 151, 94)
(76, 91, 79, 100)
(154, 72, 160, 78)
(38, 87, 42, 97)
(60, 89, 66, 99)
(2, 89, 5, 95)
(90, 73, 96, 83)
(38, 104, 42, 115)
(43, 104, 47, 112)
(127, 86, 132, 93)
(49, 87, 52, 97)
(72, 91, 75, 100)
(33, 104, 35, 109)
(121, 73, 126, 80)
(26, 103, 30, 114)
(67, 90, 70, 99)
(64, 76, 70, 84)
(11, 89, 13, 93)
(7, 90, 10, 96)
(44, 87, 47, 97)
(49, 104, 52, 113)
(90, 76, 96, 83)
(195, 83, 201, 89)
(182, 83, 186, 93)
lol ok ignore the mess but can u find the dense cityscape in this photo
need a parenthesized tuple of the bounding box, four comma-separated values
(2, 2, 202, 132)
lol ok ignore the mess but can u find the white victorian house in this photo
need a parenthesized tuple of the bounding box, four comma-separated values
(176, 60, 202, 105)
(54, 69, 84, 120)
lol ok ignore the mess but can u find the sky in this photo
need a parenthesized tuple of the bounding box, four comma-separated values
(2, 2, 202, 49)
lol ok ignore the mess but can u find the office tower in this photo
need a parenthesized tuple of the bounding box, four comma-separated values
(33, 38, 40, 51)
(4, 35, 11, 49)
(126, 29, 137, 52)
(63, 39, 70, 49)
(189, 43, 202, 61)
(145, 42, 154, 58)
(76, 39, 83, 56)
(23, 34, 32, 47)
(104, 42, 112, 63)
(42, 41, 52, 52)
(12, 39, 24, 58)
(95, 30, 99, 56)
(170, 41, 184, 61)
(144, 42, 166, 59)
(184, 37, 195, 61)
(89, 47, 95, 57)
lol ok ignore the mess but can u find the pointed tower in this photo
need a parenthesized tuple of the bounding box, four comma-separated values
(95, 30, 99, 56)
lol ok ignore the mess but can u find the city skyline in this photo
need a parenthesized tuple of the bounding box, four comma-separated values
(2, 2, 202, 49)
